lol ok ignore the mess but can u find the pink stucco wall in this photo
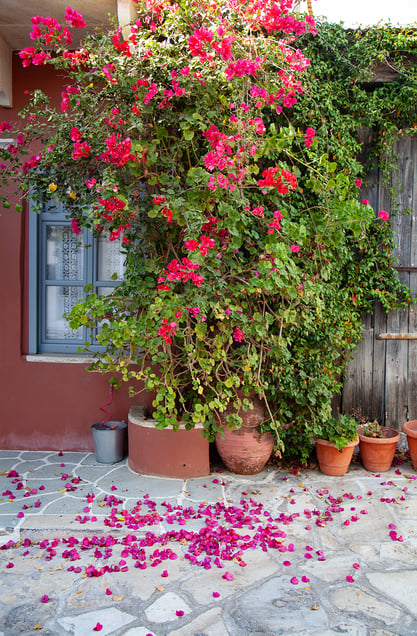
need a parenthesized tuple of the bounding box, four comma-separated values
(0, 55, 150, 450)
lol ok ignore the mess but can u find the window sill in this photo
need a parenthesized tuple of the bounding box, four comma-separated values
(25, 354, 94, 364)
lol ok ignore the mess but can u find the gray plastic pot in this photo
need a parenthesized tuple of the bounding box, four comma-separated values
(91, 421, 127, 464)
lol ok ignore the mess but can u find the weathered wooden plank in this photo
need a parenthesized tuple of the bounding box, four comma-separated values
(362, 168, 379, 210)
(384, 301, 409, 429)
(377, 333, 417, 340)
(342, 315, 374, 418)
(407, 299, 417, 423)
(390, 137, 413, 266)
(411, 138, 417, 268)
(371, 303, 387, 423)
(407, 144, 417, 421)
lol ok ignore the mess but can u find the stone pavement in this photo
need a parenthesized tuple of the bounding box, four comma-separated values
(1, 447, 417, 635)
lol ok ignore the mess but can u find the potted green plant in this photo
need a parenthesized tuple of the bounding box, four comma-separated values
(0, 1, 412, 469)
(358, 420, 401, 472)
(314, 414, 359, 476)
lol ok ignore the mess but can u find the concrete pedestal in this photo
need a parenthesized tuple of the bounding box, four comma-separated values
(127, 406, 210, 478)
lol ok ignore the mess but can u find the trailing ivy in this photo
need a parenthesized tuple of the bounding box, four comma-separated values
(275, 20, 417, 459)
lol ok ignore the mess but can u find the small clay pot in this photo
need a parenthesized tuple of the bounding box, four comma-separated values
(358, 426, 401, 472)
(402, 420, 417, 471)
(315, 437, 358, 476)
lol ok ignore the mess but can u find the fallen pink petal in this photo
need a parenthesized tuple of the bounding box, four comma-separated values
(176, 610, 184, 616)
(40, 595, 49, 603)
(290, 577, 299, 585)
(93, 623, 103, 632)
(346, 576, 354, 583)
(222, 572, 233, 581)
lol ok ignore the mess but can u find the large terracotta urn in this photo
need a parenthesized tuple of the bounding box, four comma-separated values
(215, 392, 274, 475)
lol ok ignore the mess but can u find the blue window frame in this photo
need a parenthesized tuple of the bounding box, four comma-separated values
(28, 200, 125, 354)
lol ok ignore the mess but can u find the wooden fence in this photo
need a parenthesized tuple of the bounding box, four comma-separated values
(341, 135, 417, 429)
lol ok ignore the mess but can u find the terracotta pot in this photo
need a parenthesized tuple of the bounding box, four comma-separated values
(215, 393, 274, 475)
(358, 426, 401, 472)
(127, 406, 210, 478)
(315, 437, 358, 476)
(402, 420, 417, 471)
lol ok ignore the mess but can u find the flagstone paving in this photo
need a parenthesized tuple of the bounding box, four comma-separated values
(0, 447, 417, 635)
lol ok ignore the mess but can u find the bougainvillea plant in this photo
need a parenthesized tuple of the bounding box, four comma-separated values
(0, 1, 412, 459)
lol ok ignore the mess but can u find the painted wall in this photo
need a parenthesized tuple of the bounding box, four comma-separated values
(0, 55, 150, 451)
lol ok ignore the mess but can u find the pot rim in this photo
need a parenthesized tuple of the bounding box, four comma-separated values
(358, 425, 401, 444)
(314, 437, 359, 449)
(402, 420, 417, 438)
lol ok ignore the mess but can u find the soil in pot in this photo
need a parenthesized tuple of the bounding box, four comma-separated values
(315, 437, 358, 476)
(358, 426, 401, 472)
(402, 420, 417, 471)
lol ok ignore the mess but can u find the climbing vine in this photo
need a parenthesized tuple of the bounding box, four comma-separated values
(0, 6, 416, 462)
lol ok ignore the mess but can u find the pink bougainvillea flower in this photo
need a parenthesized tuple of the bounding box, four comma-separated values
(17, 512, 24, 518)
(361, 199, 370, 205)
(355, 179, 362, 187)
(161, 570, 168, 577)
(65, 7, 86, 29)
(378, 210, 389, 221)
(105, 588, 112, 595)
(301, 576, 310, 583)
(176, 610, 184, 616)
(93, 623, 103, 632)
(6, 562, 14, 568)
(346, 575, 354, 582)
(232, 327, 245, 342)
(283, 560, 291, 567)
(353, 563, 360, 569)
(222, 572, 233, 581)
(40, 595, 49, 603)
(388, 523, 396, 530)
(213, 591, 220, 598)
(290, 576, 299, 585)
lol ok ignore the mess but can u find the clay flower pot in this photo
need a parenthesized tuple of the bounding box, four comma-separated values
(358, 426, 401, 472)
(315, 437, 358, 476)
(215, 393, 274, 475)
(402, 420, 417, 471)
(127, 406, 210, 478)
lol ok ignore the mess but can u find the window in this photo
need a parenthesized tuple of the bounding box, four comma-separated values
(28, 200, 125, 353)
